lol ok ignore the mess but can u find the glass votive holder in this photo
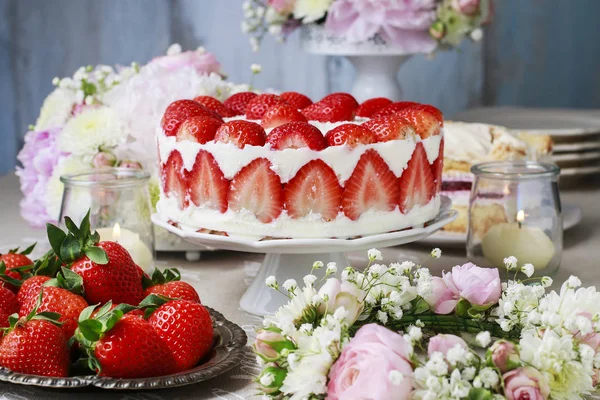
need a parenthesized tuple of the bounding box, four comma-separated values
(466, 161, 562, 277)
(58, 168, 155, 270)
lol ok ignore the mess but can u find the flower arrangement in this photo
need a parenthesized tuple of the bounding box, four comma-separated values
(242, 0, 493, 52)
(253, 249, 600, 399)
(16, 44, 251, 229)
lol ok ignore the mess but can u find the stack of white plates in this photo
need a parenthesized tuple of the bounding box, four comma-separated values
(454, 107, 600, 177)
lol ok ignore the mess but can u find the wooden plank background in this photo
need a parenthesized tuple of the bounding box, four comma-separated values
(1, 0, 599, 175)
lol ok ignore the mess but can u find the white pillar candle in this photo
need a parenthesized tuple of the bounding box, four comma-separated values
(95, 223, 153, 270)
(481, 210, 555, 270)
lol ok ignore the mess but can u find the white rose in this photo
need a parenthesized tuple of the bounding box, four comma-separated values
(318, 278, 364, 324)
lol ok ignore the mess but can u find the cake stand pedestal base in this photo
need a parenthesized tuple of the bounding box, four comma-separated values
(240, 252, 350, 316)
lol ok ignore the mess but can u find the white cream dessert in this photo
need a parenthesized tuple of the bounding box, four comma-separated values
(156, 93, 445, 239)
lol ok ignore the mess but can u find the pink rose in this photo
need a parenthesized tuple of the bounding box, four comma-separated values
(328, 324, 413, 400)
(268, 0, 295, 14)
(489, 340, 520, 373)
(440, 263, 502, 310)
(318, 278, 364, 324)
(92, 151, 117, 168)
(253, 328, 295, 361)
(151, 50, 221, 76)
(452, 0, 480, 15)
(423, 276, 456, 314)
(428, 334, 468, 357)
(572, 312, 600, 351)
(503, 367, 550, 400)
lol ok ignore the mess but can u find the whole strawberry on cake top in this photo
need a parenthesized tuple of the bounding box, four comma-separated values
(156, 92, 444, 239)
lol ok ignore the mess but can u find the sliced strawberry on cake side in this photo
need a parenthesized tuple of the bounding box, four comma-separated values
(193, 96, 233, 118)
(395, 107, 442, 139)
(162, 151, 188, 209)
(398, 142, 436, 213)
(245, 94, 286, 120)
(362, 115, 416, 142)
(161, 100, 223, 136)
(261, 104, 308, 129)
(176, 116, 222, 143)
(431, 138, 444, 191)
(372, 101, 419, 118)
(223, 92, 258, 116)
(267, 122, 327, 150)
(283, 160, 343, 221)
(280, 92, 313, 109)
(214, 120, 267, 148)
(341, 150, 400, 221)
(325, 124, 376, 148)
(355, 97, 393, 118)
(227, 158, 283, 223)
(187, 150, 229, 213)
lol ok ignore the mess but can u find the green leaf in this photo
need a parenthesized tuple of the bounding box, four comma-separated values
(43, 278, 60, 287)
(46, 224, 67, 257)
(20, 242, 37, 255)
(57, 267, 84, 294)
(98, 310, 123, 332)
(468, 388, 494, 400)
(8, 314, 19, 329)
(34, 311, 62, 321)
(78, 304, 99, 322)
(84, 246, 108, 265)
(139, 293, 171, 308)
(455, 298, 472, 318)
(78, 319, 103, 342)
(93, 301, 114, 320)
(0, 261, 5, 274)
(35, 252, 63, 277)
(28, 291, 45, 320)
(64, 216, 81, 237)
(151, 268, 165, 285)
(142, 273, 154, 289)
(164, 268, 181, 283)
(89, 231, 100, 245)
(467, 307, 485, 320)
(60, 235, 82, 263)
(80, 210, 91, 238)
(113, 303, 137, 314)
(413, 298, 430, 314)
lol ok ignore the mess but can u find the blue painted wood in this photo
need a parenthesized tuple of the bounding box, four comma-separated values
(0, 0, 17, 175)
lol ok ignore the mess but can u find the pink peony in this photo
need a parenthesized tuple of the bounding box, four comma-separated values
(325, 0, 438, 53)
(328, 324, 413, 400)
(489, 340, 520, 373)
(452, 0, 480, 15)
(423, 276, 457, 314)
(15, 127, 67, 228)
(503, 367, 550, 400)
(428, 334, 468, 357)
(150, 50, 221, 76)
(268, 0, 295, 14)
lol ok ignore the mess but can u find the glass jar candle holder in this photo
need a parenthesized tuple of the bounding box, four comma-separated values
(466, 161, 562, 277)
(58, 168, 155, 270)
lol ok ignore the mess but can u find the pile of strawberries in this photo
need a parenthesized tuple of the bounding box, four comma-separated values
(161, 91, 444, 225)
(0, 213, 213, 378)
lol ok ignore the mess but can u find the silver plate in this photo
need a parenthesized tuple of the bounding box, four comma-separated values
(0, 307, 247, 390)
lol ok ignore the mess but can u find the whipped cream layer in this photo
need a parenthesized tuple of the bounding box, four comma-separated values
(159, 195, 440, 240)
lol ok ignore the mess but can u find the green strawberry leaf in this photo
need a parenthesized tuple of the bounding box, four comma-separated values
(97, 310, 123, 332)
(89, 231, 100, 245)
(7, 313, 19, 329)
(93, 301, 114, 320)
(78, 304, 99, 322)
(78, 319, 103, 342)
(139, 293, 171, 308)
(79, 210, 91, 238)
(57, 267, 84, 295)
(164, 268, 181, 283)
(151, 268, 166, 285)
(84, 246, 108, 265)
(20, 242, 37, 256)
(27, 291, 45, 320)
(43, 278, 60, 287)
(60, 235, 82, 263)
(142, 273, 154, 289)
(64, 216, 81, 237)
(35, 252, 63, 277)
(33, 311, 64, 325)
(46, 223, 67, 257)
(113, 303, 137, 314)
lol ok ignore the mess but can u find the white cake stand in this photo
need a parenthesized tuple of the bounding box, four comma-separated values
(152, 205, 456, 316)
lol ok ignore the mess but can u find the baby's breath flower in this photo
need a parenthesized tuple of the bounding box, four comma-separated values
(341, 267, 354, 282)
(312, 261, 324, 270)
(299, 323, 313, 333)
(476, 331, 491, 347)
(415, 319, 425, 328)
(166, 43, 182, 55)
(430, 248, 442, 259)
(265, 276, 278, 289)
(326, 262, 338, 275)
(567, 275, 582, 288)
(52, 77, 60, 86)
(521, 263, 535, 278)
(503, 256, 518, 270)
(368, 248, 383, 261)
(377, 310, 388, 324)
(251, 63, 263, 74)
(541, 276, 553, 287)
(259, 372, 275, 386)
(471, 28, 484, 41)
(408, 326, 423, 342)
(399, 261, 415, 273)
(389, 370, 405, 385)
(282, 279, 297, 291)
(303, 274, 317, 286)
(249, 37, 260, 52)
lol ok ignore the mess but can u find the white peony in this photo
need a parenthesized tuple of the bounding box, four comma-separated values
(58, 107, 124, 157)
(35, 88, 77, 131)
(293, 0, 333, 23)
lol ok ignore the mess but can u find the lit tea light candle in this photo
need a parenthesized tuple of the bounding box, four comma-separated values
(481, 210, 555, 270)
(96, 223, 153, 270)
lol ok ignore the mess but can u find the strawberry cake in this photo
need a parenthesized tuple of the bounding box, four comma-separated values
(156, 93, 444, 239)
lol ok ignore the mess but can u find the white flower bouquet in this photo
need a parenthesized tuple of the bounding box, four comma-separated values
(254, 249, 600, 399)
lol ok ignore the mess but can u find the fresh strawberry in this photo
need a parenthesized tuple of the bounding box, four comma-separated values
(0, 313, 69, 377)
(176, 116, 222, 143)
(362, 115, 416, 142)
(19, 286, 88, 339)
(321, 92, 359, 109)
(302, 99, 355, 122)
(0, 244, 35, 293)
(147, 299, 214, 372)
(161, 151, 188, 209)
(223, 92, 258, 116)
(409, 104, 443, 125)
(372, 101, 419, 118)
(245, 94, 286, 120)
(341, 149, 400, 220)
(142, 268, 201, 303)
(161, 100, 223, 137)
(0, 309, 8, 328)
(267, 122, 327, 150)
(355, 97, 393, 118)
(261, 104, 308, 129)
(280, 91, 313, 109)
(325, 124, 376, 148)
(214, 120, 267, 148)
(0, 285, 19, 315)
(431, 138, 444, 191)
(394, 107, 442, 139)
(17, 275, 51, 306)
(283, 160, 343, 221)
(187, 150, 229, 213)
(228, 158, 283, 223)
(75, 307, 177, 378)
(398, 142, 436, 213)
(193, 95, 233, 118)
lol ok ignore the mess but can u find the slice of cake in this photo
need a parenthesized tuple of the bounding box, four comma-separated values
(156, 94, 445, 239)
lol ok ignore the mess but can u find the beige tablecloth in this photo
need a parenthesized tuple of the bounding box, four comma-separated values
(1, 173, 599, 399)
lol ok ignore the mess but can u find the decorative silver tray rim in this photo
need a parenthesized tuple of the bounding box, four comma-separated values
(0, 307, 248, 390)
